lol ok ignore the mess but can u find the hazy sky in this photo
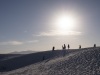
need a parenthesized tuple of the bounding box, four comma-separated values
(0, 0, 100, 53)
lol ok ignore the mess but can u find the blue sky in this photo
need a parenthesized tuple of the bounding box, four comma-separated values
(0, 0, 100, 53)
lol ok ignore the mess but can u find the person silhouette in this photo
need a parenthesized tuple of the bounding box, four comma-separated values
(79, 45, 81, 49)
(52, 46, 55, 51)
(64, 44, 66, 49)
(68, 44, 70, 49)
(43, 56, 45, 60)
(94, 44, 96, 48)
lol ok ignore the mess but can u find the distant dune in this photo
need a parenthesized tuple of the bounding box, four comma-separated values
(0, 50, 37, 61)
(9, 50, 37, 54)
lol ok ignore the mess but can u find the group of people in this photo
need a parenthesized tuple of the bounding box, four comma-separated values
(52, 44, 70, 51)
(52, 44, 97, 51)
(62, 44, 70, 50)
(42, 44, 97, 61)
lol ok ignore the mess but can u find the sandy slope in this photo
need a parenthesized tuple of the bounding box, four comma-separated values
(1, 47, 100, 75)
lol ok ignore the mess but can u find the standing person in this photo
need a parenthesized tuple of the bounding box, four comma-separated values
(68, 44, 70, 49)
(62, 44, 66, 56)
(64, 44, 66, 49)
(52, 46, 55, 51)
(43, 55, 45, 60)
(79, 45, 81, 49)
(94, 44, 96, 48)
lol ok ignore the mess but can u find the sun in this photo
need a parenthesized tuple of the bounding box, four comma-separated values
(56, 15, 76, 31)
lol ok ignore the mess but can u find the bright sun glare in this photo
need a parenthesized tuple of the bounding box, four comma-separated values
(56, 15, 76, 31)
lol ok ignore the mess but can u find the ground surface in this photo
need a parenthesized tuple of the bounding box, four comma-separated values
(0, 47, 100, 75)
